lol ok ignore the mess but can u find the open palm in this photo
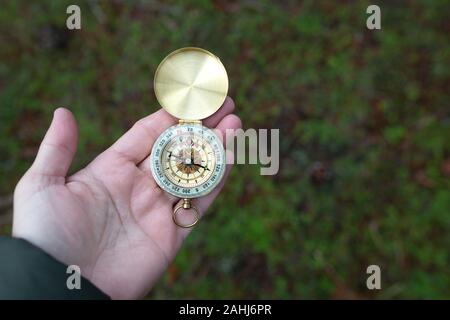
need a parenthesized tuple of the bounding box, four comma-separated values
(12, 98, 241, 299)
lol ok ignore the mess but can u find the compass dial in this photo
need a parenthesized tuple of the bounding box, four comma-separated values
(150, 123, 226, 198)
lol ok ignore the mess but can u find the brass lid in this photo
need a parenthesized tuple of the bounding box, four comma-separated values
(154, 47, 229, 120)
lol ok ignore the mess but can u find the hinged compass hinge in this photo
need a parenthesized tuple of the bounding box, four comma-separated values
(178, 119, 202, 125)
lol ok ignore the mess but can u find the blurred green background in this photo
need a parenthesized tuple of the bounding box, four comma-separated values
(0, 0, 449, 299)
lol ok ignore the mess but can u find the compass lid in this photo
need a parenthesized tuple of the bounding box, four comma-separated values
(154, 47, 229, 120)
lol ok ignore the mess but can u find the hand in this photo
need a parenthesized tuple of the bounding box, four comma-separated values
(12, 97, 241, 299)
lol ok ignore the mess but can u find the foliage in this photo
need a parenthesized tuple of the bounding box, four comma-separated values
(0, 0, 449, 299)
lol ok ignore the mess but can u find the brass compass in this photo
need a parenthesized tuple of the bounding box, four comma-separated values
(150, 47, 228, 228)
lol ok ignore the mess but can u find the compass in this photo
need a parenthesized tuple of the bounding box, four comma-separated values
(150, 47, 228, 228)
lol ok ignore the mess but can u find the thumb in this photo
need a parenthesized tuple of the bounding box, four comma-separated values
(30, 107, 78, 178)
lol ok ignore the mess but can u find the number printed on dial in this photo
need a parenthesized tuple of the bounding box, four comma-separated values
(150, 123, 226, 198)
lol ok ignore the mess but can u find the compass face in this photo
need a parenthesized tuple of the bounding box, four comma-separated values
(150, 123, 226, 198)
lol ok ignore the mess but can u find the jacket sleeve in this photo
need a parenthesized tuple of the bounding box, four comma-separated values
(0, 236, 110, 299)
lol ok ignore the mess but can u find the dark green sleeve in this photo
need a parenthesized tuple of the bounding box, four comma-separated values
(0, 236, 110, 299)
